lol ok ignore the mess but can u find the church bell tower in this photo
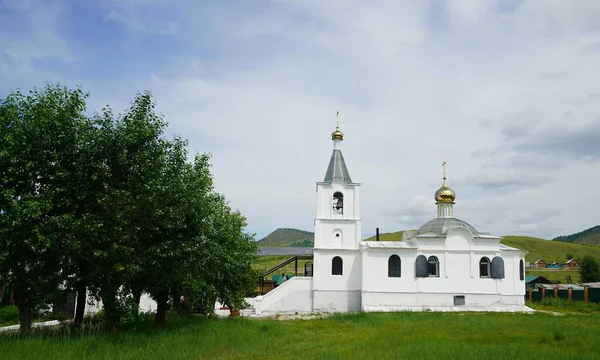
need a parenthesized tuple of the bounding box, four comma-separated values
(313, 112, 362, 250)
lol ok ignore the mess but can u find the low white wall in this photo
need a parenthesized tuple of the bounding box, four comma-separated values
(78, 291, 157, 316)
(313, 290, 361, 313)
(139, 293, 157, 313)
(254, 277, 313, 315)
(361, 292, 524, 309)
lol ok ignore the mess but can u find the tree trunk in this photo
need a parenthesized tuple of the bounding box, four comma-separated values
(14, 291, 32, 333)
(131, 286, 142, 318)
(100, 282, 120, 330)
(154, 289, 169, 326)
(74, 282, 87, 328)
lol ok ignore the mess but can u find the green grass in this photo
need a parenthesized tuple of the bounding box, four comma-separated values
(1, 312, 599, 359)
(526, 269, 581, 283)
(527, 299, 600, 314)
(501, 236, 600, 263)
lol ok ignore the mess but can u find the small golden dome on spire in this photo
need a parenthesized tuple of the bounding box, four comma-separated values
(332, 129, 344, 140)
(435, 161, 456, 204)
(331, 110, 344, 140)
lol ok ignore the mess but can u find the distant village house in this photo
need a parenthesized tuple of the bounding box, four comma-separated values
(534, 259, 547, 268)
(564, 259, 581, 268)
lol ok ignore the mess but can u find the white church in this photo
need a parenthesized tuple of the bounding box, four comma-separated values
(252, 121, 529, 314)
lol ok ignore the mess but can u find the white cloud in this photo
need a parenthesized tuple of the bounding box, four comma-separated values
(3, 0, 600, 240)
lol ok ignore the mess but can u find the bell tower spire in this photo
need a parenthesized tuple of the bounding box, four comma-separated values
(324, 111, 351, 183)
(314, 111, 361, 250)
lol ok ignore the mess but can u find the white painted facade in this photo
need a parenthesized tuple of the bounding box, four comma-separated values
(253, 127, 528, 315)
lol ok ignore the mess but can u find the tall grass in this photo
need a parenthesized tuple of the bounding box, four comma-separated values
(1, 312, 599, 359)
(528, 298, 600, 314)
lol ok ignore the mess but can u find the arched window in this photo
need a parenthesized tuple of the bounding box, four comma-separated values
(332, 256, 343, 275)
(427, 256, 439, 277)
(332, 192, 343, 214)
(415, 255, 428, 278)
(479, 257, 491, 278)
(491, 257, 505, 279)
(519, 259, 524, 281)
(388, 255, 401, 278)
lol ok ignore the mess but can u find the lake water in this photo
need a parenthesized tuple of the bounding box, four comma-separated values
(258, 247, 313, 256)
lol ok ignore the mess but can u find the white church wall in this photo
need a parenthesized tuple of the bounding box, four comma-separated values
(361, 244, 525, 308)
(254, 277, 313, 315)
(139, 293, 157, 313)
(445, 228, 472, 251)
(314, 220, 361, 250)
(471, 238, 502, 251)
(411, 238, 446, 251)
(315, 183, 360, 221)
(313, 290, 361, 312)
(76, 290, 157, 316)
(361, 250, 418, 292)
(312, 249, 362, 291)
(362, 293, 525, 310)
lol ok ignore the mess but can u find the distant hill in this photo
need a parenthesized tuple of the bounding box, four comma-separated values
(257, 228, 314, 247)
(259, 227, 600, 263)
(363, 231, 405, 241)
(553, 225, 600, 245)
(501, 235, 600, 263)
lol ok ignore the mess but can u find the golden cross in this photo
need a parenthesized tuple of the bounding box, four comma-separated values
(442, 161, 447, 185)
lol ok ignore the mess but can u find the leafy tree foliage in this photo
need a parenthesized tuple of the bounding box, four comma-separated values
(580, 255, 600, 283)
(0, 84, 258, 331)
(566, 253, 574, 261)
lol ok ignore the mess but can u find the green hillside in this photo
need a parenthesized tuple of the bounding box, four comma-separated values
(553, 225, 600, 245)
(257, 228, 314, 247)
(501, 235, 600, 263)
(363, 231, 405, 241)
(258, 228, 600, 264)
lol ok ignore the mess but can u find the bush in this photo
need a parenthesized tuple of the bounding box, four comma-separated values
(0, 305, 20, 324)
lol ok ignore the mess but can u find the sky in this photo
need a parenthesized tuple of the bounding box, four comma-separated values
(1, 0, 600, 241)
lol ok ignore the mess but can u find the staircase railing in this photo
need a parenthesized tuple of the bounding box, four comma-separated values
(257, 255, 313, 295)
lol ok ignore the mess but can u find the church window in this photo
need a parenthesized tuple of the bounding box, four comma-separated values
(479, 257, 491, 278)
(332, 256, 343, 275)
(388, 255, 401, 278)
(491, 257, 505, 279)
(519, 259, 524, 281)
(427, 256, 440, 277)
(333, 192, 344, 214)
(415, 255, 428, 278)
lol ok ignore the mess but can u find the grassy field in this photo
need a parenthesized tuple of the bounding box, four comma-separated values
(527, 298, 600, 314)
(1, 312, 599, 359)
(252, 256, 312, 276)
(526, 269, 581, 283)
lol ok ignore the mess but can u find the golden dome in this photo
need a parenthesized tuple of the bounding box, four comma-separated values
(435, 185, 456, 203)
(331, 129, 344, 140)
(435, 161, 456, 203)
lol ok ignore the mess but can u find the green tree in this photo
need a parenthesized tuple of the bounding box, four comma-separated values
(566, 253, 574, 261)
(579, 255, 600, 283)
(204, 194, 258, 312)
(0, 84, 90, 332)
(1, 84, 260, 330)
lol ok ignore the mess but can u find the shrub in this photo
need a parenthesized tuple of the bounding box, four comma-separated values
(0, 305, 20, 324)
